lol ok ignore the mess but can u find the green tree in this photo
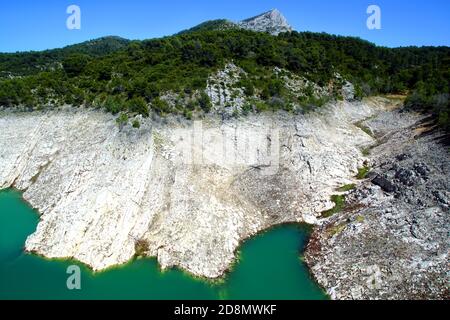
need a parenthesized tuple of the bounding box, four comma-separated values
(127, 97, 149, 117)
(62, 54, 91, 77)
(198, 92, 212, 113)
(132, 119, 141, 129)
(151, 97, 170, 115)
(116, 112, 129, 131)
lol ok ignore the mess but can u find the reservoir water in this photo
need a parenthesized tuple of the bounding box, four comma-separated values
(0, 189, 327, 300)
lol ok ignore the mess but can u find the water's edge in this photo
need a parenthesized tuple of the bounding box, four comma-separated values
(0, 188, 328, 300)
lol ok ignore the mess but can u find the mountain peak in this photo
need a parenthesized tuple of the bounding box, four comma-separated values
(238, 9, 293, 35)
(178, 9, 294, 36)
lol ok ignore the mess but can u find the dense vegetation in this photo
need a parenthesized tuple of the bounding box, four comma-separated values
(177, 19, 237, 35)
(0, 29, 448, 130)
(0, 36, 130, 77)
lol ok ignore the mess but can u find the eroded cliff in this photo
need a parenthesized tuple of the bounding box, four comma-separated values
(0, 99, 379, 278)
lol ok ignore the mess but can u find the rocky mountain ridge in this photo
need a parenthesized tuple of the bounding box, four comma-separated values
(179, 9, 293, 36)
(238, 9, 293, 35)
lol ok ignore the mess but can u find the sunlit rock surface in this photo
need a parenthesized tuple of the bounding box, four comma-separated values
(0, 99, 378, 278)
(305, 104, 449, 300)
(238, 9, 293, 35)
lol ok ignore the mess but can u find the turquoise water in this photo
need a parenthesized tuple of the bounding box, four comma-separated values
(0, 189, 327, 300)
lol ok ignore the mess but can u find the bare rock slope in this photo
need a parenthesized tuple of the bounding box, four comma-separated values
(305, 104, 449, 300)
(1, 96, 446, 299)
(0, 99, 379, 278)
(238, 9, 293, 35)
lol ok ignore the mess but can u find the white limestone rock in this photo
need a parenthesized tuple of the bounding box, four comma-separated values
(238, 9, 293, 36)
(0, 99, 382, 278)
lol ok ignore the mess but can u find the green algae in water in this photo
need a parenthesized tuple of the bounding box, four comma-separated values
(0, 189, 327, 300)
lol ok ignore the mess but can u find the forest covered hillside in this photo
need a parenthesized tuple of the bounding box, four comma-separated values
(0, 25, 449, 131)
(0, 36, 130, 77)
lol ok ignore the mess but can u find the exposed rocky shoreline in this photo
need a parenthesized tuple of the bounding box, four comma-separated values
(305, 105, 449, 300)
(0, 97, 447, 299)
(0, 98, 377, 278)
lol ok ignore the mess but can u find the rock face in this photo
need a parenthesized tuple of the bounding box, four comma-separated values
(1, 96, 447, 299)
(205, 63, 344, 118)
(305, 106, 449, 300)
(238, 9, 293, 35)
(179, 9, 293, 36)
(0, 99, 379, 278)
(206, 63, 248, 115)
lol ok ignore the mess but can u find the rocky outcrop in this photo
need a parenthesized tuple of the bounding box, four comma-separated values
(206, 63, 348, 118)
(238, 9, 293, 36)
(206, 63, 248, 116)
(179, 9, 293, 36)
(0, 99, 379, 278)
(305, 106, 449, 300)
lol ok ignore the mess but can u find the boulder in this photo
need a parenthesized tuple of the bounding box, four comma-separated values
(372, 175, 397, 193)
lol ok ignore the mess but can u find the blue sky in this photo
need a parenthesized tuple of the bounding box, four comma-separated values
(0, 0, 449, 52)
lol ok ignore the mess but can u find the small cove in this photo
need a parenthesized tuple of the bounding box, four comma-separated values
(0, 188, 327, 300)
